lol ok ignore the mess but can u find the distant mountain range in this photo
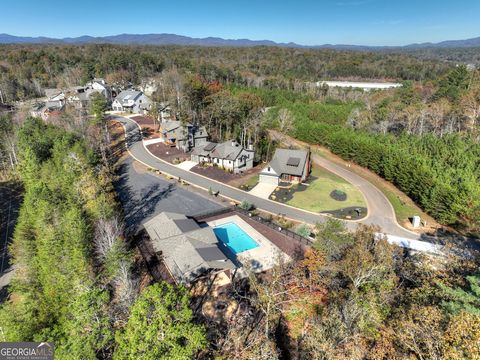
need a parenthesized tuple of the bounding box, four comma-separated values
(1, 33, 480, 49)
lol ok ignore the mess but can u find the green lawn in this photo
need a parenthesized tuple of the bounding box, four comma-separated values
(237, 174, 259, 190)
(313, 149, 428, 226)
(284, 167, 367, 212)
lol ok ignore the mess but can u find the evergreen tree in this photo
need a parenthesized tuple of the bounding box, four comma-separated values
(439, 274, 480, 315)
(114, 283, 206, 360)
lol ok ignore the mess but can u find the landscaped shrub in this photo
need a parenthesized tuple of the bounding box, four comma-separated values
(330, 189, 347, 201)
(295, 223, 311, 238)
(239, 200, 254, 211)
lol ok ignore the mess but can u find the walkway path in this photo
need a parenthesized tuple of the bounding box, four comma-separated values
(114, 115, 420, 241)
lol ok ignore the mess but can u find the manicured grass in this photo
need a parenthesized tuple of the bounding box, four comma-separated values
(313, 148, 432, 227)
(238, 174, 259, 190)
(282, 167, 367, 212)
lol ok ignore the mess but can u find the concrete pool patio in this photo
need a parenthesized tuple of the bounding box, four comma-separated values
(207, 215, 291, 275)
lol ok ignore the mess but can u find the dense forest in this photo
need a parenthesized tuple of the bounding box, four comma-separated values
(0, 44, 454, 102)
(0, 117, 207, 358)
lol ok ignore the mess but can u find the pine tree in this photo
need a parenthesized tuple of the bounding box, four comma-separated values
(114, 283, 206, 360)
(439, 274, 480, 315)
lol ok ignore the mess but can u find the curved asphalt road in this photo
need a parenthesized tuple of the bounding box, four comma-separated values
(115, 116, 419, 240)
(269, 131, 417, 239)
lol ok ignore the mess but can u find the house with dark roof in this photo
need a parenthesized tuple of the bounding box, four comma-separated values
(142, 212, 235, 283)
(160, 120, 208, 152)
(191, 140, 254, 174)
(112, 90, 151, 114)
(259, 148, 311, 185)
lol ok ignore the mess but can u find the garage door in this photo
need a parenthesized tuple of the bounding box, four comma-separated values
(259, 174, 279, 185)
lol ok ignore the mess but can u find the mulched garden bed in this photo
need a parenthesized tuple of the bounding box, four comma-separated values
(147, 143, 189, 164)
(321, 206, 368, 220)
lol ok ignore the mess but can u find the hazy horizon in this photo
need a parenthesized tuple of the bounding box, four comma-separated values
(1, 0, 480, 46)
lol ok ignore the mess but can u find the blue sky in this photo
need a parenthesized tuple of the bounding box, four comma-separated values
(2, 0, 479, 46)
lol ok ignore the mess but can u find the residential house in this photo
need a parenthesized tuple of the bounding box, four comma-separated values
(142, 212, 235, 284)
(67, 88, 105, 110)
(112, 90, 151, 114)
(191, 140, 254, 174)
(259, 148, 311, 185)
(30, 97, 65, 121)
(85, 78, 112, 102)
(160, 120, 208, 152)
(44, 88, 66, 104)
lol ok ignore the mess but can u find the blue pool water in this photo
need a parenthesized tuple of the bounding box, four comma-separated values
(213, 222, 259, 254)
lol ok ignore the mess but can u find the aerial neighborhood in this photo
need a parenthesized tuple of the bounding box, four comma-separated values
(1, 3, 479, 358)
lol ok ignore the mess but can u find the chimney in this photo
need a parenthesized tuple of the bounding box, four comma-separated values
(248, 144, 254, 151)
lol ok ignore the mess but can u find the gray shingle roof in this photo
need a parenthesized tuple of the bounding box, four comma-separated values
(211, 140, 243, 161)
(269, 148, 309, 177)
(162, 122, 208, 141)
(143, 212, 235, 283)
(115, 90, 143, 104)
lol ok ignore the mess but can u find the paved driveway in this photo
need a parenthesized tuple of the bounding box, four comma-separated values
(249, 182, 277, 199)
(114, 157, 223, 233)
(176, 160, 198, 171)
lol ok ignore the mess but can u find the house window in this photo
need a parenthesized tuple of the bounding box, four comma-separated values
(268, 167, 271, 171)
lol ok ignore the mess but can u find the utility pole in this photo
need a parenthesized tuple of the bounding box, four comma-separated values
(0, 89, 4, 104)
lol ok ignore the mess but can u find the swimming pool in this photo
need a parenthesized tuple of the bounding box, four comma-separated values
(213, 222, 259, 254)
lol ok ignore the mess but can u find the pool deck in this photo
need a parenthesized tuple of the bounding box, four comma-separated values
(199, 211, 306, 260)
(208, 215, 291, 275)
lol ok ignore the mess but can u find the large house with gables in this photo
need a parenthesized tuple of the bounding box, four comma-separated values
(191, 140, 254, 174)
(160, 120, 209, 152)
(112, 90, 151, 114)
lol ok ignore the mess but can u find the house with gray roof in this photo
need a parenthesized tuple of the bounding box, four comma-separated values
(67, 88, 105, 109)
(112, 89, 151, 114)
(259, 148, 311, 185)
(44, 88, 66, 103)
(85, 78, 112, 101)
(160, 120, 208, 152)
(191, 140, 254, 174)
(142, 212, 235, 283)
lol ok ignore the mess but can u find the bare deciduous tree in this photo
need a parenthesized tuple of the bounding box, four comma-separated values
(94, 217, 124, 263)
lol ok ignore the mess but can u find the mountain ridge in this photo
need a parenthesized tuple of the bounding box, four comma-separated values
(1, 32, 480, 49)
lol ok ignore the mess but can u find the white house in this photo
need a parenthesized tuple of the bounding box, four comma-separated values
(192, 140, 254, 174)
(112, 90, 151, 114)
(85, 78, 112, 101)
